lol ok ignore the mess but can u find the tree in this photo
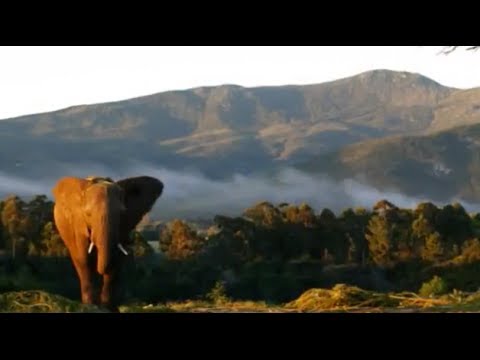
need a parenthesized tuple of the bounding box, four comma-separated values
(282, 203, 317, 227)
(32, 221, 68, 257)
(203, 216, 256, 266)
(435, 203, 472, 251)
(1, 195, 29, 259)
(242, 201, 283, 229)
(26, 195, 54, 244)
(421, 232, 444, 263)
(339, 208, 370, 264)
(319, 208, 336, 224)
(159, 220, 206, 260)
(414, 202, 439, 223)
(131, 231, 154, 258)
(459, 238, 480, 264)
(0, 199, 4, 249)
(441, 46, 479, 54)
(365, 215, 392, 267)
(411, 215, 435, 253)
(346, 234, 358, 264)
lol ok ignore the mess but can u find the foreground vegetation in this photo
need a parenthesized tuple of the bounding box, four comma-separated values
(4, 282, 480, 313)
(3, 194, 480, 312)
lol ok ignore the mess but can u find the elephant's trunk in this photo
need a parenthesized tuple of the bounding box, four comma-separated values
(96, 246, 111, 276)
(94, 205, 115, 276)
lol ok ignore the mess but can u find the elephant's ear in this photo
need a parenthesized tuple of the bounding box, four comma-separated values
(116, 176, 164, 233)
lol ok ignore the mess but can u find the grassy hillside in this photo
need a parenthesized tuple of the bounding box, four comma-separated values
(297, 123, 480, 202)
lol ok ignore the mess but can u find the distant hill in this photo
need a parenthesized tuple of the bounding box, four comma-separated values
(297, 122, 480, 203)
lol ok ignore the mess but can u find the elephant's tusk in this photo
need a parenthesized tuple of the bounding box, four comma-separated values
(118, 243, 128, 256)
(88, 242, 94, 254)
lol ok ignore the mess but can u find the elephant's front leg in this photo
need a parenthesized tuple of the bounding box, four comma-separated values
(72, 257, 96, 304)
(100, 273, 119, 312)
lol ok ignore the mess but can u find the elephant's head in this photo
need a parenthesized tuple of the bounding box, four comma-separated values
(82, 177, 128, 275)
(52, 175, 164, 308)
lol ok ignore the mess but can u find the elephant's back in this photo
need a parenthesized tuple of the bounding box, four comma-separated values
(52, 176, 88, 205)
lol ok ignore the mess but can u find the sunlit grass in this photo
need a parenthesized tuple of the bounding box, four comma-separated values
(3, 285, 480, 313)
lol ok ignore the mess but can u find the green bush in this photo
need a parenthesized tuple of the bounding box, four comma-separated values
(419, 276, 448, 297)
(206, 281, 230, 304)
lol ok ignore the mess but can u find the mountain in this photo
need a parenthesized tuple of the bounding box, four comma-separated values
(1, 69, 480, 212)
(297, 122, 480, 203)
(0, 69, 469, 178)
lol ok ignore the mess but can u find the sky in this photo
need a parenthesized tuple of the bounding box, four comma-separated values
(0, 46, 478, 120)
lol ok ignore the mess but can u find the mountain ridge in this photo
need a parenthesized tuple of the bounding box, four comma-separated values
(1, 69, 480, 211)
(0, 69, 459, 122)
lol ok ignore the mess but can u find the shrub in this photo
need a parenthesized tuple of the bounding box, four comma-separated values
(419, 276, 448, 297)
(206, 281, 230, 304)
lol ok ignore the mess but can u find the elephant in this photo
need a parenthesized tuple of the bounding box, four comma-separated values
(51, 175, 164, 312)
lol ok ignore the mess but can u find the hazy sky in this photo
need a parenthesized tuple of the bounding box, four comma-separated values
(0, 46, 478, 120)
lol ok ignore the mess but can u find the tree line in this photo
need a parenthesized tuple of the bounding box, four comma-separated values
(2, 194, 480, 303)
(158, 199, 480, 268)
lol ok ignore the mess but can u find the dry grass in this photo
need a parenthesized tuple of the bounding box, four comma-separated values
(119, 299, 284, 313)
(168, 300, 286, 313)
(119, 285, 474, 313)
(4, 285, 480, 313)
(285, 284, 397, 311)
(0, 290, 108, 313)
(283, 284, 480, 313)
